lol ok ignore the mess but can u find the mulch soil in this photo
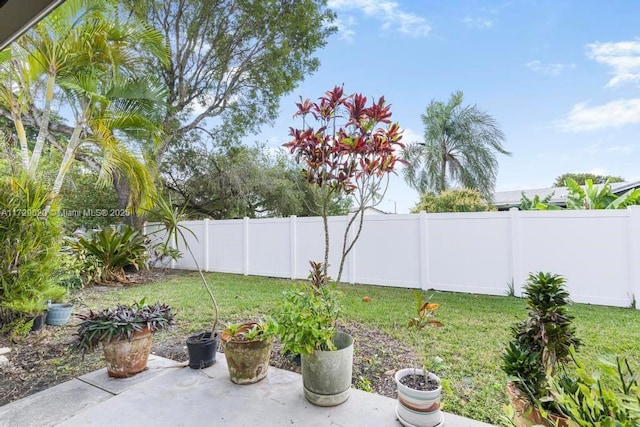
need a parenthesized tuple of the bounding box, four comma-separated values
(0, 269, 421, 407)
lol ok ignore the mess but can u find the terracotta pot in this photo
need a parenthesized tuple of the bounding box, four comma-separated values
(102, 328, 153, 378)
(506, 382, 569, 427)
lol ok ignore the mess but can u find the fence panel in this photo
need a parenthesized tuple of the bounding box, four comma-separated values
(146, 208, 640, 309)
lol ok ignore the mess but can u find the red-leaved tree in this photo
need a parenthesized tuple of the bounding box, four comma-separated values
(283, 86, 405, 284)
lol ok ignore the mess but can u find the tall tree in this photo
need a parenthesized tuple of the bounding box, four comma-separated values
(0, 0, 167, 215)
(402, 91, 510, 200)
(121, 0, 336, 197)
(163, 143, 350, 219)
(552, 172, 624, 187)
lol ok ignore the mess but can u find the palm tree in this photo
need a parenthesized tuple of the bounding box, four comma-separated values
(0, 0, 167, 213)
(402, 91, 510, 200)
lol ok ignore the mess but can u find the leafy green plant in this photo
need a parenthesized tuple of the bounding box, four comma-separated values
(74, 299, 174, 356)
(269, 261, 341, 355)
(547, 348, 640, 426)
(221, 321, 271, 343)
(412, 188, 494, 213)
(0, 175, 66, 333)
(565, 178, 640, 210)
(55, 243, 101, 289)
(407, 290, 443, 329)
(502, 272, 582, 413)
(519, 191, 559, 210)
(66, 224, 149, 284)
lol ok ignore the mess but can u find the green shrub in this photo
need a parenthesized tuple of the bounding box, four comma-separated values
(55, 244, 101, 289)
(65, 224, 149, 284)
(412, 188, 494, 213)
(548, 348, 640, 426)
(502, 272, 582, 410)
(269, 262, 341, 355)
(0, 176, 66, 331)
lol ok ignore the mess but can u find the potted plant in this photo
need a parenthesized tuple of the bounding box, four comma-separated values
(395, 366, 444, 427)
(46, 299, 74, 326)
(221, 321, 274, 384)
(270, 261, 353, 406)
(147, 195, 220, 369)
(502, 272, 581, 426)
(74, 299, 174, 378)
(395, 293, 445, 427)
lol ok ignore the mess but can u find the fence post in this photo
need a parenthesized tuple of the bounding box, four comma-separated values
(203, 219, 210, 272)
(419, 211, 429, 290)
(243, 217, 249, 276)
(509, 207, 522, 296)
(627, 206, 640, 309)
(290, 215, 297, 280)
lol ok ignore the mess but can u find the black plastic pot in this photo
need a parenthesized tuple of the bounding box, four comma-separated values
(186, 332, 219, 369)
(30, 312, 47, 332)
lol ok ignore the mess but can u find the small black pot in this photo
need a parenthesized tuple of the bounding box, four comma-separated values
(30, 312, 47, 332)
(186, 332, 219, 369)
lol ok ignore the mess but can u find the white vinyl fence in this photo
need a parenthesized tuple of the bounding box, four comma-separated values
(145, 206, 640, 309)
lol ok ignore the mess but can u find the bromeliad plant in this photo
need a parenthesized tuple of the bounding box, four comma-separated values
(65, 224, 149, 284)
(74, 299, 174, 356)
(284, 86, 405, 285)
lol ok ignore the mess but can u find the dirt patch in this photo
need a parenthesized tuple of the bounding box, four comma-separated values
(0, 269, 421, 406)
(1, 320, 419, 406)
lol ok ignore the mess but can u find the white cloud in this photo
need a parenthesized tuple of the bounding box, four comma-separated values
(462, 16, 495, 29)
(328, 0, 430, 38)
(400, 127, 422, 144)
(526, 60, 576, 76)
(333, 16, 356, 43)
(607, 145, 633, 153)
(586, 40, 640, 87)
(556, 99, 640, 132)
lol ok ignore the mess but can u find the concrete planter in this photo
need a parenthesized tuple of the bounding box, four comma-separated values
(223, 335, 273, 384)
(301, 331, 353, 407)
(395, 368, 443, 427)
(102, 328, 153, 378)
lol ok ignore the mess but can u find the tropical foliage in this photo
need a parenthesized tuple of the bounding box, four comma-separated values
(65, 224, 149, 284)
(402, 91, 510, 200)
(284, 86, 405, 283)
(412, 188, 494, 213)
(521, 178, 640, 210)
(0, 176, 66, 333)
(0, 0, 166, 214)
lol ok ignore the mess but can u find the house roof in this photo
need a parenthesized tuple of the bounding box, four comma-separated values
(0, 0, 66, 51)
(494, 180, 640, 210)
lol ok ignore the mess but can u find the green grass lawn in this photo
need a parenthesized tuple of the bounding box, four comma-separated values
(84, 271, 640, 425)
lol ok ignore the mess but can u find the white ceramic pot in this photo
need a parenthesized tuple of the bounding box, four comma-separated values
(395, 368, 443, 427)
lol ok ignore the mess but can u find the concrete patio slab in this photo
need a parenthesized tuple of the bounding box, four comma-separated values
(77, 354, 183, 395)
(2, 354, 496, 427)
(0, 379, 111, 427)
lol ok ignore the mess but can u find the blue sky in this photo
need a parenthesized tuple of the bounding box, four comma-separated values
(251, 0, 640, 214)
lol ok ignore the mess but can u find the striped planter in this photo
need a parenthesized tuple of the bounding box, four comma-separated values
(395, 368, 443, 427)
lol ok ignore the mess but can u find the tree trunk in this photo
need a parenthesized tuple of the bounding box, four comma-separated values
(112, 170, 144, 230)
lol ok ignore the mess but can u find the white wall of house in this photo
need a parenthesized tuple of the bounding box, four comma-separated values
(146, 206, 640, 309)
